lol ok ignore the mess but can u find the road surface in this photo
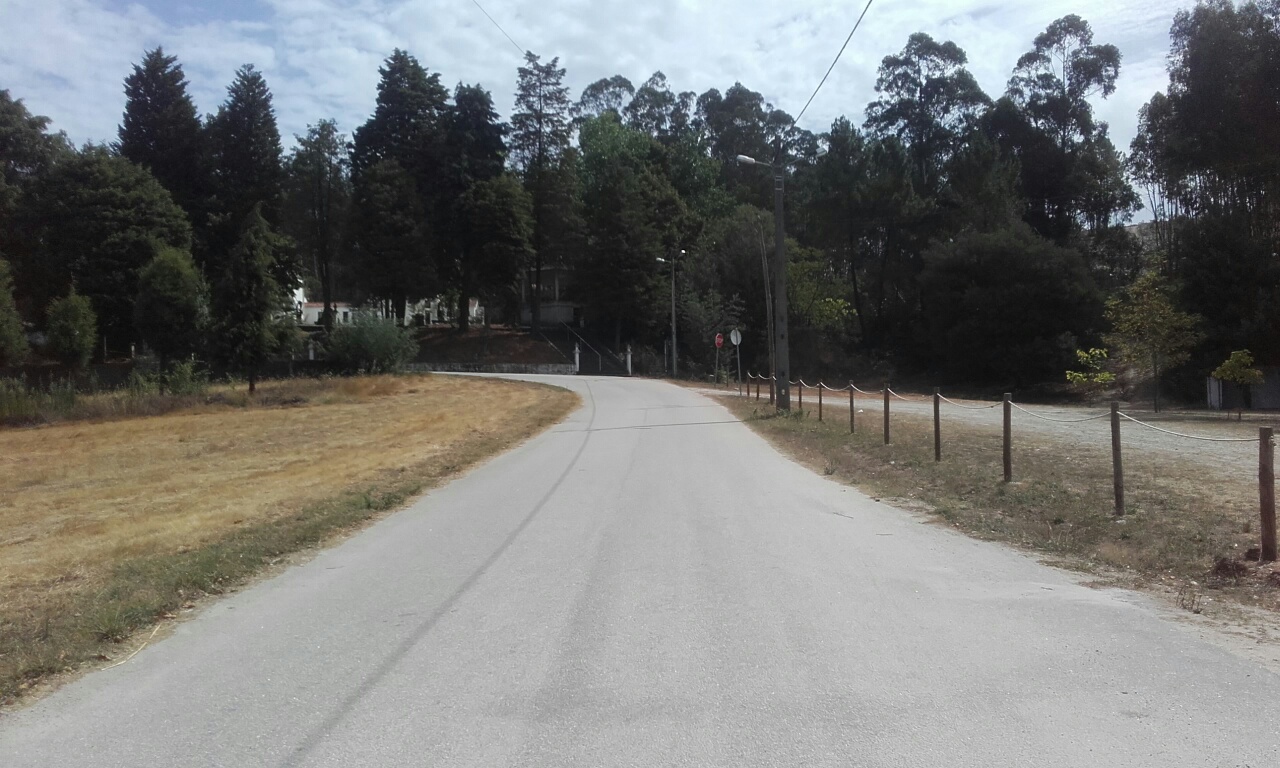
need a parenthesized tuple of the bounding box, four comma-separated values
(2, 375, 1278, 766)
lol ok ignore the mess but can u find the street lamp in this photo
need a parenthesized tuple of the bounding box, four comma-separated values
(655, 249, 684, 377)
(737, 145, 789, 410)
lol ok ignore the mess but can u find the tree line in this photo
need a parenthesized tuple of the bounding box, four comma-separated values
(0, 1, 1275, 399)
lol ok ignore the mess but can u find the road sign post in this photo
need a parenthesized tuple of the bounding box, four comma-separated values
(730, 329, 742, 394)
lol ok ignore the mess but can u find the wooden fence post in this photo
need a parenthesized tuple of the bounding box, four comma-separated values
(849, 386, 855, 434)
(1002, 393, 1012, 483)
(818, 384, 823, 422)
(1111, 402, 1125, 517)
(1262, 426, 1276, 562)
(883, 383, 891, 445)
(798, 382, 803, 411)
(933, 387, 941, 462)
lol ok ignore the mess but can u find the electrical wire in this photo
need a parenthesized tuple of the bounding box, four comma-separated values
(468, 0, 525, 56)
(790, 0, 876, 130)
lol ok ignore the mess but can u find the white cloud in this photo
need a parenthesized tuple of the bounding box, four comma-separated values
(1, 0, 1177, 157)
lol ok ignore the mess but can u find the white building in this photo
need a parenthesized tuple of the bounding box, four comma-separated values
(291, 288, 484, 327)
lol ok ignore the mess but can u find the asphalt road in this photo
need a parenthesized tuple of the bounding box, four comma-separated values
(3, 375, 1279, 767)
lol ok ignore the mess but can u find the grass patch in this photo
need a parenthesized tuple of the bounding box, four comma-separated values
(0, 374, 577, 706)
(722, 396, 1279, 613)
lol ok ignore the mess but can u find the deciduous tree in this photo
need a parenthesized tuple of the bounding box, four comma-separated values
(46, 288, 97, 370)
(0, 258, 28, 366)
(20, 146, 191, 357)
(1105, 271, 1203, 412)
(134, 245, 204, 369)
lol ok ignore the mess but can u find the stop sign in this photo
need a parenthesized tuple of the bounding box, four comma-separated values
(714, 333, 724, 349)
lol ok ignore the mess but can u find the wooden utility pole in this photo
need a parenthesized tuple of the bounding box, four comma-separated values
(849, 387, 855, 434)
(1261, 426, 1276, 562)
(883, 384, 891, 445)
(1002, 393, 1012, 483)
(933, 388, 941, 462)
(1111, 402, 1125, 517)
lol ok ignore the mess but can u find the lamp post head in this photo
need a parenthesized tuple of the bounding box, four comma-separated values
(735, 154, 758, 166)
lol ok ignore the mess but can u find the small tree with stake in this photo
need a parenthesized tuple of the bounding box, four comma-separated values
(1212, 350, 1264, 420)
(1104, 271, 1202, 412)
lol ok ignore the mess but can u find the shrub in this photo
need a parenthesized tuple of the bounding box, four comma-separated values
(163, 359, 209, 396)
(46, 289, 98, 370)
(0, 258, 28, 366)
(134, 246, 205, 368)
(325, 313, 417, 374)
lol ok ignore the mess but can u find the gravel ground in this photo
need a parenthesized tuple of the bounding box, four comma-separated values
(720, 384, 1274, 486)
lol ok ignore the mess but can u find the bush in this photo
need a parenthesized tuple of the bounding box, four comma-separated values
(0, 258, 28, 366)
(134, 246, 205, 367)
(325, 313, 417, 374)
(0, 378, 77, 425)
(163, 359, 209, 396)
(46, 289, 98, 370)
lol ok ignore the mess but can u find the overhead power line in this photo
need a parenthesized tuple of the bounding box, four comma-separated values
(469, 0, 525, 56)
(791, 0, 876, 130)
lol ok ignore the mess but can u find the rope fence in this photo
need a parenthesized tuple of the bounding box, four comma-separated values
(1009, 402, 1110, 424)
(738, 371, 1277, 561)
(1117, 413, 1263, 443)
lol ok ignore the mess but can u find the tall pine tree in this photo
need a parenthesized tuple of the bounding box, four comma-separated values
(212, 203, 284, 393)
(118, 48, 208, 236)
(350, 159, 432, 323)
(350, 50, 449, 323)
(510, 52, 572, 330)
(442, 83, 508, 330)
(207, 64, 293, 286)
(284, 119, 350, 331)
(351, 49, 449, 184)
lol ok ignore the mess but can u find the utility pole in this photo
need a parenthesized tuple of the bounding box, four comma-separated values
(671, 253, 678, 378)
(657, 251, 683, 378)
(737, 140, 818, 411)
(771, 140, 791, 411)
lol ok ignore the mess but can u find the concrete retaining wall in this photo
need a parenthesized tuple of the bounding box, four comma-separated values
(406, 363, 577, 375)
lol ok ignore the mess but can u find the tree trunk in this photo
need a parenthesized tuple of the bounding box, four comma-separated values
(532, 204, 543, 332)
(248, 372, 257, 395)
(320, 246, 334, 334)
(457, 291, 470, 333)
(1152, 353, 1161, 413)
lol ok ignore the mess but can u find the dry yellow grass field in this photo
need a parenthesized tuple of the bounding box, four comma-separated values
(0, 374, 577, 702)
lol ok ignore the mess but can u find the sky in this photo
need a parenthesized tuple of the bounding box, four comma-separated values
(1, 0, 1179, 156)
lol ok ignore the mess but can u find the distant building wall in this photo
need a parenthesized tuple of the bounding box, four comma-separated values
(1208, 366, 1280, 410)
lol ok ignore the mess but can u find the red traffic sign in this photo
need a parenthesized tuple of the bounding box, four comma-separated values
(715, 333, 724, 349)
